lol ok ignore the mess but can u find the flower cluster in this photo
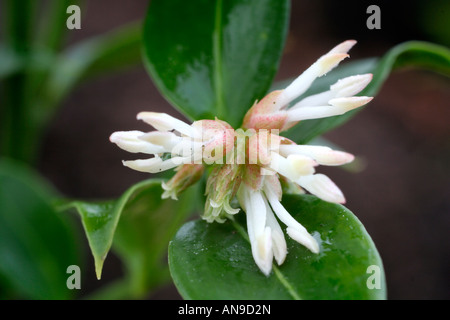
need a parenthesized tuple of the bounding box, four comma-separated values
(110, 40, 373, 275)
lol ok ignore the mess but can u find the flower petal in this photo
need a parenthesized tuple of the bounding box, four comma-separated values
(279, 145, 354, 166)
(123, 156, 190, 173)
(253, 227, 273, 276)
(274, 40, 356, 110)
(316, 53, 349, 77)
(109, 131, 165, 154)
(137, 112, 199, 138)
(263, 196, 287, 265)
(269, 152, 316, 181)
(287, 96, 372, 121)
(328, 39, 357, 54)
(239, 186, 273, 275)
(139, 131, 182, 150)
(330, 74, 373, 97)
(329, 96, 373, 110)
(292, 74, 373, 108)
(263, 182, 319, 254)
(297, 173, 346, 204)
(286, 226, 319, 254)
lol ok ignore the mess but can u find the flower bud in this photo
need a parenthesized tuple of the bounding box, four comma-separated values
(203, 164, 242, 222)
(162, 164, 205, 200)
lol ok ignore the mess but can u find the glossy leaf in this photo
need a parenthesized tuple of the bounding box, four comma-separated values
(0, 159, 81, 299)
(60, 179, 199, 297)
(143, 0, 290, 127)
(285, 41, 450, 144)
(169, 194, 386, 300)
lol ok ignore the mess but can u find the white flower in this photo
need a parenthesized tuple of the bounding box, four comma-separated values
(236, 40, 373, 275)
(237, 173, 319, 276)
(110, 112, 234, 174)
(242, 40, 373, 132)
(110, 40, 373, 277)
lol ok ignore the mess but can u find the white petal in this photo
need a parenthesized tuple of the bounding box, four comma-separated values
(140, 131, 203, 158)
(287, 96, 372, 121)
(137, 112, 199, 138)
(274, 55, 348, 109)
(253, 227, 273, 276)
(122, 157, 162, 173)
(263, 196, 287, 265)
(292, 74, 372, 109)
(139, 131, 182, 150)
(297, 174, 345, 204)
(286, 227, 319, 254)
(170, 138, 204, 158)
(274, 40, 356, 110)
(123, 156, 190, 173)
(291, 90, 334, 109)
(110, 131, 164, 154)
(315, 53, 349, 77)
(263, 183, 319, 254)
(279, 145, 354, 166)
(328, 40, 357, 55)
(329, 96, 373, 110)
(237, 186, 267, 239)
(275, 67, 322, 109)
(269, 152, 316, 181)
(248, 190, 267, 237)
(287, 105, 345, 121)
(330, 74, 372, 97)
(240, 186, 272, 275)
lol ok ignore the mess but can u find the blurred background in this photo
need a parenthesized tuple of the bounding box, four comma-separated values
(2, 0, 449, 299)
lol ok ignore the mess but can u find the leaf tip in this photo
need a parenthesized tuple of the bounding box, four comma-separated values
(94, 258, 106, 280)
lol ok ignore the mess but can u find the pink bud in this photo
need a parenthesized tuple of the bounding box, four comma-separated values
(242, 91, 288, 131)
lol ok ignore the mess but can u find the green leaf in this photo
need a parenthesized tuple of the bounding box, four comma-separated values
(112, 181, 199, 297)
(60, 179, 199, 298)
(285, 41, 450, 144)
(0, 159, 81, 299)
(143, 0, 290, 127)
(169, 194, 386, 300)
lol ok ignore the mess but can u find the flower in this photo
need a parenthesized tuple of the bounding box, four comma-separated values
(110, 112, 234, 200)
(110, 40, 373, 276)
(203, 164, 241, 223)
(242, 40, 372, 132)
(161, 164, 204, 200)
